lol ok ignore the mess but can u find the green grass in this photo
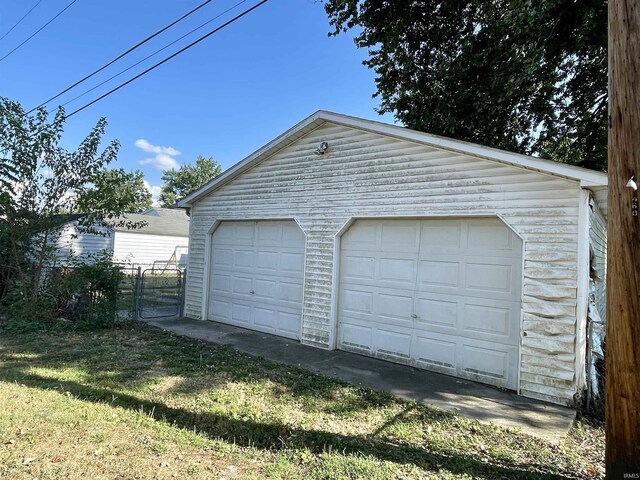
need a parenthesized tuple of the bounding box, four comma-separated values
(0, 320, 604, 479)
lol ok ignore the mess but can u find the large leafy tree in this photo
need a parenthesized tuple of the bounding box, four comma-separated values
(159, 155, 222, 208)
(0, 98, 140, 310)
(325, 0, 607, 170)
(76, 168, 152, 214)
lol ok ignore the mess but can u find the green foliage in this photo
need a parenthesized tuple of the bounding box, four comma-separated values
(325, 0, 607, 170)
(76, 168, 152, 214)
(7, 252, 124, 325)
(159, 155, 222, 207)
(0, 97, 140, 319)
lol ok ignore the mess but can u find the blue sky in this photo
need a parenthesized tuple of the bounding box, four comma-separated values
(0, 0, 394, 202)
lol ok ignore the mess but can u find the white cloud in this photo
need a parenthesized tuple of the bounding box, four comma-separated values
(135, 139, 180, 170)
(144, 181, 162, 207)
(139, 154, 180, 170)
(134, 139, 180, 156)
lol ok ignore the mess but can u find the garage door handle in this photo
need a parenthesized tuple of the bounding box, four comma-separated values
(250, 290, 255, 294)
(410, 314, 418, 319)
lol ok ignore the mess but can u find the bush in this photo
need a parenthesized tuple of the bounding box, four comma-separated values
(7, 252, 124, 325)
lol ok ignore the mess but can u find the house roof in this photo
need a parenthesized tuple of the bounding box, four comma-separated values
(111, 211, 189, 237)
(141, 207, 190, 219)
(178, 110, 608, 207)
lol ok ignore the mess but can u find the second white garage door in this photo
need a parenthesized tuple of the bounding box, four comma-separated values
(208, 220, 305, 339)
(338, 218, 522, 390)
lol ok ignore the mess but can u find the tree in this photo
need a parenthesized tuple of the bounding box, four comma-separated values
(159, 155, 221, 208)
(76, 168, 152, 214)
(0, 98, 139, 314)
(325, 0, 607, 170)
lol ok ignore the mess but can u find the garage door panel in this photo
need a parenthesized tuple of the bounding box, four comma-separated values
(213, 248, 234, 267)
(282, 222, 305, 243)
(342, 255, 375, 280)
(231, 303, 251, 323)
(420, 223, 463, 251)
(417, 260, 460, 287)
(340, 323, 373, 351)
(341, 288, 374, 315)
(381, 222, 420, 251)
(232, 276, 253, 295)
(280, 281, 303, 302)
(281, 252, 305, 272)
(412, 334, 457, 371)
(465, 262, 515, 294)
(466, 222, 515, 251)
(459, 342, 516, 387)
(375, 328, 412, 359)
(256, 250, 279, 271)
(338, 217, 522, 390)
(414, 296, 458, 328)
(209, 220, 304, 340)
(378, 292, 413, 320)
(379, 257, 416, 284)
(278, 311, 303, 336)
(254, 307, 275, 328)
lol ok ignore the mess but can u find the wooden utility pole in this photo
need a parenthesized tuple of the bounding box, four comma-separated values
(606, 0, 640, 477)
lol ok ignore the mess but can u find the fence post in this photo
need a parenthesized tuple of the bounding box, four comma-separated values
(134, 266, 142, 319)
(179, 269, 187, 318)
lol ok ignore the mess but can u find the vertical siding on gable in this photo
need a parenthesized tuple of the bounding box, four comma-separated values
(589, 197, 607, 322)
(187, 123, 584, 405)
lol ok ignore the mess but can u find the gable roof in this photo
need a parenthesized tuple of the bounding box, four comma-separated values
(178, 110, 608, 207)
(111, 211, 189, 237)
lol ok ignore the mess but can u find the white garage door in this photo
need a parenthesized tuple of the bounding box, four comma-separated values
(338, 218, 522, 390)
(208, 220, 305, 340)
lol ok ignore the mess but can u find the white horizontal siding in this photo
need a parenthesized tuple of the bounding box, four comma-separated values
(187, 122, 584, 405)
(54, 222, 114, 263)
(113, 232, 188, 265)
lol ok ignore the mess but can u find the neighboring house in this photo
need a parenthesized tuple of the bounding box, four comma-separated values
(55, 207, 190, 267)
(177, 110, 608, 407)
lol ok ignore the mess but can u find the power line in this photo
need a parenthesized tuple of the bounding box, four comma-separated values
(65, 0, 269, 119)
(30, 0, 214, 114)
(53, 0, 250, 113)
(0, 0, 44, 42)
(0, 0, 78, 64)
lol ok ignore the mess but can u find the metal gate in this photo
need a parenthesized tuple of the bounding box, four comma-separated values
(137, 268, 184, 319)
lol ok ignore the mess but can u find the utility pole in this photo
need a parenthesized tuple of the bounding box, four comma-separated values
(606, 0, 640, 477)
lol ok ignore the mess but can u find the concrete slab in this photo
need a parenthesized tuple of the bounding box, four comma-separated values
(142, 316, 576, 443)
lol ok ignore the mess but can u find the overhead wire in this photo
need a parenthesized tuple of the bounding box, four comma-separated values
(65, 0, 269, 119)
(29, 0, 214, 113)
(0, 0, 44, 42)
(52, 0, 250, 114)
(0, 0, 79, 64)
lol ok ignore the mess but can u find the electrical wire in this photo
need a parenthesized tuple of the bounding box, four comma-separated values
(0, 0, 78, 63)
(0, 0, 44, 42)
(52, 0, 249, 114)
(29, 0, 214, 113)
(65, 0, 269, 119)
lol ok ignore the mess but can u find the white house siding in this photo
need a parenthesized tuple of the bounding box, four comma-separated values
(186, 122, 584, 405)
(589, 197, 607, 322)
(113, 232, 189, 265)
(54, 222, 114, 262)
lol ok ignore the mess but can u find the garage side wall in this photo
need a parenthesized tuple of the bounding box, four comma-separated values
(187, 123, 583, 404)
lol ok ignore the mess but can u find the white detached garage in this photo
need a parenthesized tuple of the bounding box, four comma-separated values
(178, 111, 608, 406)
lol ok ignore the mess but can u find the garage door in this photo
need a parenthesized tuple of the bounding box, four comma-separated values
(338, 218, 522, 389)
(208, 220, 305, 339)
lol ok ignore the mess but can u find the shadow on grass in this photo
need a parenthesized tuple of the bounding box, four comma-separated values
(0, 363, 572, 480)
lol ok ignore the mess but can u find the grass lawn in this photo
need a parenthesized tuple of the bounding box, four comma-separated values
(0, 320, 603, 479)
